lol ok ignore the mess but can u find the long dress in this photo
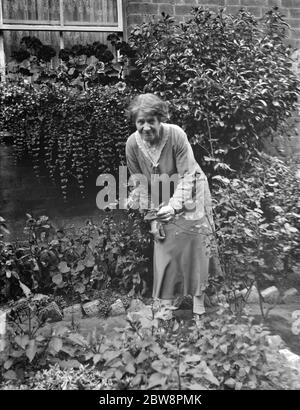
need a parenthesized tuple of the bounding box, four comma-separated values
(125, 123, 222, 299)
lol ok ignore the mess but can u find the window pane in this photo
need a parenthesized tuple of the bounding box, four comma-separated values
(63, 31, 117, 55)
(2, 0, 60, 25)
(64, 0, 118, 26)
(2, 0, 120, 27)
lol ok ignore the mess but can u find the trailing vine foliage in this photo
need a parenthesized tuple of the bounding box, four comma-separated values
(1, 35, 133, 199)
(128, 7, 300, 176)
(0, 82, 133, 199)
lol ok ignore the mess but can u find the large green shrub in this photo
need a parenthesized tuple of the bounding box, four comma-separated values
(128, 7, 299, 174)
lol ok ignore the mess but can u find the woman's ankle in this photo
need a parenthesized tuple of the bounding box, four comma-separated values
(160, 299, 175, 307)
(193, 294, 206, 315)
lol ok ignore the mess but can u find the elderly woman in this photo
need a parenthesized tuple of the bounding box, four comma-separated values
(126, 94, 221, 316)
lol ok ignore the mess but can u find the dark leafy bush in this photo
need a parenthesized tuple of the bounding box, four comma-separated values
(7, 36, 123, 89)
(0, 213, 151, 304)
(212, 153, 300, 316)
(128, 7, 299, 175)
(36, 45, 56, 63)
(20, 37, 43, 53)
(11, 49, 30, 63)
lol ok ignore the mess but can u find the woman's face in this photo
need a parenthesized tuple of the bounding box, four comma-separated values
(135, 112, 161, 143)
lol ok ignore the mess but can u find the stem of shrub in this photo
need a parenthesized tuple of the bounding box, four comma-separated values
(255, 279, 265, 321)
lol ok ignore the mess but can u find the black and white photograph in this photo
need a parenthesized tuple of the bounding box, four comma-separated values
(0, 0, 300, 394)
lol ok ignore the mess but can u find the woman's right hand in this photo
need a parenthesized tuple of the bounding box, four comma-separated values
(156, 205, 175, 223)
(150, 220, 166, 242)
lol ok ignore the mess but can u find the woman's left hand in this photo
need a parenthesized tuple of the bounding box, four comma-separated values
(150, 220, 166, 242)
(156, 205, 175, 223)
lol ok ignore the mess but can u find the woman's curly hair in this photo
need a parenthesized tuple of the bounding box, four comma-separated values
(127, 93, 169, 123)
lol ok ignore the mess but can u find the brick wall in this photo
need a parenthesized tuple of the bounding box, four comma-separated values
(0, 144, 126, 240)
(125, 0, 300, 48)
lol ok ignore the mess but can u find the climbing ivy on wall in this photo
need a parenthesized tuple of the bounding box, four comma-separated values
(0, 82, 133, 199)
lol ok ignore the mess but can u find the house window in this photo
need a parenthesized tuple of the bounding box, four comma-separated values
(0, 0, 124, 79)
(1, 0, 121, 28)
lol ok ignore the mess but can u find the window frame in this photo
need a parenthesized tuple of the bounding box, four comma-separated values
(0, 0, 124, 80)
(0, 0, 123, 32)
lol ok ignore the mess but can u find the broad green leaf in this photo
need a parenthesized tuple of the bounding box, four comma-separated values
(26, 339, 37, 362)
(85, 257, 95, 268)
(74, 283, 85, 294)
(114, 369, 123, 380)
(244, 228, 254, 238)
(4, 359, 13, 370)
(223, 363, 231, 372)
(3, 370, 17, 380)
(58, 359, 81, 369)
(151, 360, 172, 375)
(136, 351, 148, 364)
(67, 333, 87, 347)
(131, 374, 143, 387)
(58, 262, 70, 274)
(93, 354, 102, 365)
(187, 383, 207, 390)
(50, 336, 63, 353)
(19, 281, 31, 297)
(0, 312, 6, 337)
(54, 326, 69, 337)
(103, 350, 121, 364)
(147, 372, 167, 389)
(185, 354, 201, 363)
(75, 260, 85, 273)
(52, 273, 63, 285)
(15, 334, 29, 349)
(125, 363, 136, 375)
(220, 344, 228, 354)
(203, 368, 220, 386)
